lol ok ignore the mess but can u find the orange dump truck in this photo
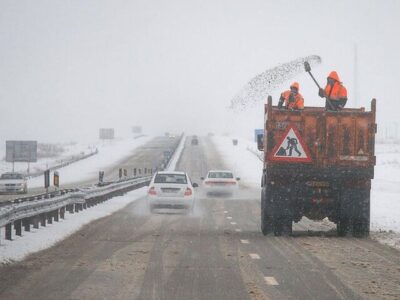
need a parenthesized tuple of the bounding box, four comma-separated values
(258, 96, 377, 237)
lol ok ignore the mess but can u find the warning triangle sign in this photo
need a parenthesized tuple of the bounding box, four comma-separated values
(268, 124, 312, 163)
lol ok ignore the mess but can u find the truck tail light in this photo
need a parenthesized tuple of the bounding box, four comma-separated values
(148, 186, 157, 196)
(184, 188, 192, 196)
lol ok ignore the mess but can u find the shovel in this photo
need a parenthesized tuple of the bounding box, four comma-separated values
(304, 61, 335, 110)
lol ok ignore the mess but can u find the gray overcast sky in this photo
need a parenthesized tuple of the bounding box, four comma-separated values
(0, 0, 398, 142)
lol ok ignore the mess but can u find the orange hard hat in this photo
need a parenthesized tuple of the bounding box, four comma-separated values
(327, 71, 340, 82)
(290, 82, 300, 90)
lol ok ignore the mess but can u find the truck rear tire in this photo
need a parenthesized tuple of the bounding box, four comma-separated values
(272, 186, 292, 236)
(261, 187, 273, 235)
(273, 217, 292, 236)
(283, 218, 293, 235)
(337, 187, 370, 237)
(337, 188, 352, 236)
(352, 189, 370, 237)
(273, 220, 283, 236)
(337, 217, 349, 237)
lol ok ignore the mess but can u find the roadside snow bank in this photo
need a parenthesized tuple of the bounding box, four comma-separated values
(28, 137, 152, 187)
(166, 135, 186, 171)
(370, 143, 400, 232)
(0, 187, 147, 263)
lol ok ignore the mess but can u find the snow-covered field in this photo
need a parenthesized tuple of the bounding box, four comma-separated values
(26, 137, 152, 188)
(0, 142, 97, 175)
(0, 137, 152, 188)
(0, 187, 147, 263)
(212, 136, 400, 248)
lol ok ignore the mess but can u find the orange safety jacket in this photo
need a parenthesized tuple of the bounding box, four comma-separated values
(280, 90, 304, 110)
(324, 82, 347, 101)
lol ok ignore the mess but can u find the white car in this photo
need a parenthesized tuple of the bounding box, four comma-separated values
(202, 170, 240, 196)
(0, 172, 28, 194)
(147, 171, 198, 213)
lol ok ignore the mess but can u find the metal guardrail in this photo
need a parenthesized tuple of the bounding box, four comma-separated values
(0, 176, 152, 241)
(0, 134, 184, 242)
(0, 189, 79, 208)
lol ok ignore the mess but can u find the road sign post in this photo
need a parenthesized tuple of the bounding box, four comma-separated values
(53, 171, 59, 189)
(257, 134, 264, 151)
(44, 170, 50, 193)
(99, 171, 104, 184)
(254, 129, 264, 142)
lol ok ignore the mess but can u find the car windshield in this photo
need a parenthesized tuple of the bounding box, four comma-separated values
(154, 173, 187, 184)
(0, 173, 23, 180)
(208, 172, 234, 179)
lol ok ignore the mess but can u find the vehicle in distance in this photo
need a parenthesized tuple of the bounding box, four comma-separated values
(191, 136, 199, 145)
(201, 170, 240, 196)
(147, 171, 198, 213)
(0, 172, 28, 194)
(259, 96, 376, 237)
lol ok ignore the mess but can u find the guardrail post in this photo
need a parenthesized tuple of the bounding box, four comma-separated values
(75, 203, 79, 212)
(54, 209, 59, 222)
(40, 213, 46, 226)
(5, 223, 12, 240)
(33, 216, 39, 229)
(83, 202, 87, 209)
(67, 204, 74, 214)
(60, 207, 65, 219)
(23, 218, 30, 232)
(15, 219, 22, 236)
(47, 213, 53, 224)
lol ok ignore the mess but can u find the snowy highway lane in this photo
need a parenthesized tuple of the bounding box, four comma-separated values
(0, 137, 399, 299)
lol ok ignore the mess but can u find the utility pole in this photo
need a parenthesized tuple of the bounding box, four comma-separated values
(353, 43, 358, 108)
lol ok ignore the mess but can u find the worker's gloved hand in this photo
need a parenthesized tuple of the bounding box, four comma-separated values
(318, 88, 325, 98)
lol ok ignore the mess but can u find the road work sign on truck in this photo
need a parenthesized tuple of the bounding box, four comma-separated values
(268, 124, 312, 163)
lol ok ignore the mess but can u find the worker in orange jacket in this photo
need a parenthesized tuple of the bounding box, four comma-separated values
(278, 82, 304, 110)
(318, 71, 348, 111)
